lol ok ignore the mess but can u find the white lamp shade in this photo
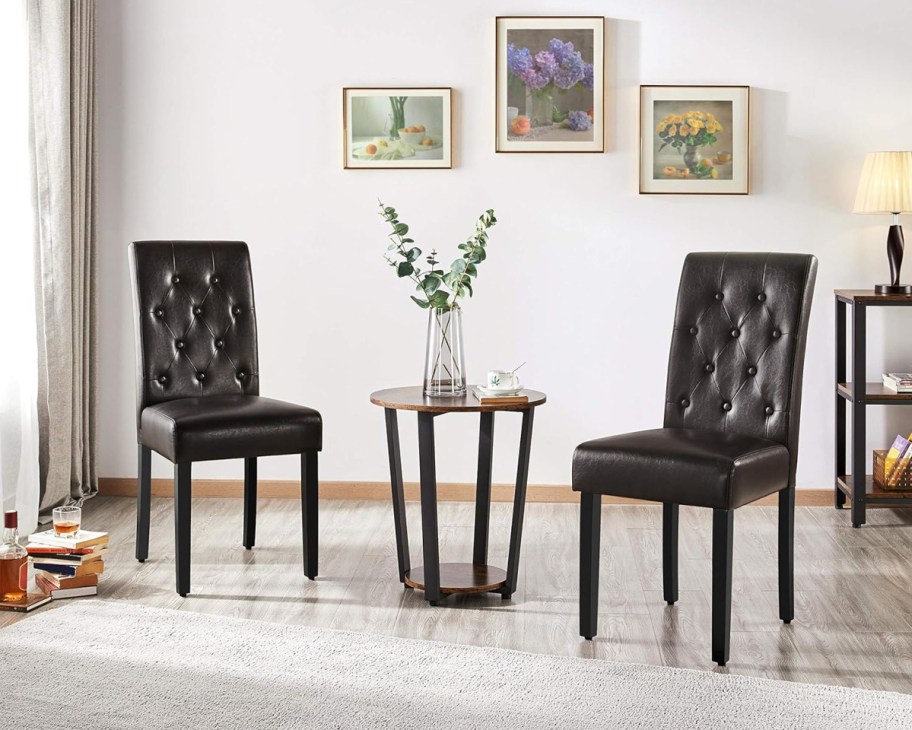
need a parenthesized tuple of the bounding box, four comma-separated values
(853, 151, 912, 214)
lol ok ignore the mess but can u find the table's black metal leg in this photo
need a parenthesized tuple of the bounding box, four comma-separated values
(851, 302, 867, 527)
(417, 412, 441, 604)
(502, 408, 535, 598)
(835, 297, 847, 509)
(473, 412, 495, 566)
(385, 408, 410, 582)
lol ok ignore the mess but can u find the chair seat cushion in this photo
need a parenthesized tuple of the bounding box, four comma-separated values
(572, 427, 789, 510)
(140, 395, 322, 463)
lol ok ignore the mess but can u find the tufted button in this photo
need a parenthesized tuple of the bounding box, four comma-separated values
(172, 275, 180, 284)
(705, 363, 715, 373)
(715, 292, 724, 301)
(772, 329, 781, 338)
(722, 401, 732, 411)
(154, 308, 163, 318)
(158, 375, 168, 384)
(757, 293, 767, 302)
(196, 372, 206, 381)
(175, 340, 184, 350)
(215, 339, 224, 349)
(211, 275, 220, 284)
(747, 366, 757, 376)
(680, 398, 690, 408)
(731, 328, 740, 338)
(765, 405, 774, 416)
(237, 371, 246, 381)
(689, 326, 698, 335)
(193, 306, 202, 315)
(232, 306, 242, 315)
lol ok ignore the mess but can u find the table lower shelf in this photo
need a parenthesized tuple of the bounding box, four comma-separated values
(404, 563, 507, 595)
(836, 475, 912, 503)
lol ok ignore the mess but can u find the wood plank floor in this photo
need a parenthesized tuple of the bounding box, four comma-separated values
(5, 496, 912, 694)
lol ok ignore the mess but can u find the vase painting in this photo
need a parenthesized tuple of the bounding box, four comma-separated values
(343, 87, 453, 169)
(639, 86, 750, 194)
(496, 17, 604, 153)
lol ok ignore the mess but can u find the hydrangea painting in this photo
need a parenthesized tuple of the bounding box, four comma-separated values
(496, 17, 604, 153)
(639, 86, 751, 195)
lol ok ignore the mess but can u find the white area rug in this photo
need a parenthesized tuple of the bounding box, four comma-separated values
(1, 601, 910, 729)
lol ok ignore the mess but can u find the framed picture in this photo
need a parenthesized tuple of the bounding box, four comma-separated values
(639, 85, 750, 194)
(343, 87, 452, 169)
(495, 16, 605, 153)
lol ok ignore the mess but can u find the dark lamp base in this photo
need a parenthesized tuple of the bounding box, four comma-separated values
(874, 284, 912, 295)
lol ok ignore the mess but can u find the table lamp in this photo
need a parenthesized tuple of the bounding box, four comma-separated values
(853, 151, 912, 294)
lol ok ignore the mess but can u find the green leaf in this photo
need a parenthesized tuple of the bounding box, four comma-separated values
(465, 263, 477, 276)
(401, 238, 414, 244)
(658, 142, 668, 152)
(451, 259, 466, 274)
(394, 223, 409, 236)
(406, 247, 421, 262)
(397, 262, 414, 278)
(410, 296, 430, 309)
(429, 291, 450, 309)
(463, 280, 473, 297)
(422, 276, 441, 294)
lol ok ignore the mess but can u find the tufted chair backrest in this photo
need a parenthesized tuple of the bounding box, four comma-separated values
(664, 252, 817, 487)
(129, 241, 260, 432)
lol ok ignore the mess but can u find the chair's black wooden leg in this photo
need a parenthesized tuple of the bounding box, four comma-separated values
(384, 408, 410, 583)
(174, 462, 192, 597)
(580, 491, 601, 640)
(243, 457, 257, 549)
(136, 445, 151, 562)
(417, 412, 441, 605)
(473, 412, 495, 567)
(663, 503, 679, 605)
(302, 451, 319, 579)
(779, 486, 795, 623)
(712, 508, 734, 666)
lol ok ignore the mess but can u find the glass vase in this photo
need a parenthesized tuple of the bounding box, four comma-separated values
(423, 305, 466, 397)
(528, 89, 554, 127)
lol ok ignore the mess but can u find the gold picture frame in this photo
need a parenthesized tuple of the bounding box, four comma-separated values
(495, 16, 605, 153)
(343, 87, 453, 169)
(639, 85, 750, 194)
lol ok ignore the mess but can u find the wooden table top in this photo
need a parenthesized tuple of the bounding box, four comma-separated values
(835, 289, 912, 304)
(370, 386, 547, 413)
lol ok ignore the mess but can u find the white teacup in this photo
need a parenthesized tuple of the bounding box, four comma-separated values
(487, 370, 521, 390)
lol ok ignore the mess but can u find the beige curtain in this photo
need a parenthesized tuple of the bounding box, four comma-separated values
(28, 0, 97, 512)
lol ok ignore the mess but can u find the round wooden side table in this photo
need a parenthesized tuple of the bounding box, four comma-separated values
(370, 386, 547, 605)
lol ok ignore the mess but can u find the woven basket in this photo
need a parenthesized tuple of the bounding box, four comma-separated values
(873, 449, 912, 491)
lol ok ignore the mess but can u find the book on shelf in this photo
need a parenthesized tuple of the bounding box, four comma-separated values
(34, 570, 99, 591)
(472, 387, 529, 405)
(26, 529, 108, 550)
(30, 560, 104, 578)
(35, 573, 97, 599)
(883, 373, 912, 392)
(0, 593, 52, 612)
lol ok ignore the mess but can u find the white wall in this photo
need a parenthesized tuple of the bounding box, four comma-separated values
(95, 0, 912, 488)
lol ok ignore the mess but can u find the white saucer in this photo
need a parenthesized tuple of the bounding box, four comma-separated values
(476, 384, 524, 397)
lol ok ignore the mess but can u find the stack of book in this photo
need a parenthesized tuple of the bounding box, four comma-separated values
(26, 529, 108, 599)
(883, 373, 912, 393)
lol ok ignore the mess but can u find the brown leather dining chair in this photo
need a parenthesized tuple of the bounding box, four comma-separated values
(129, 241, 322, 596)
(573, 252, 817, 665)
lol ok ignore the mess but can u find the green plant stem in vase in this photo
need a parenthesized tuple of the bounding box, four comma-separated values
(379, 201, 497, 397)
(389, 96, 407, 140)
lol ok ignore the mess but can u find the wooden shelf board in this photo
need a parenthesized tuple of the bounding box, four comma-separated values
(838, 382, 912, 403)
(837, 475, 912, 501)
